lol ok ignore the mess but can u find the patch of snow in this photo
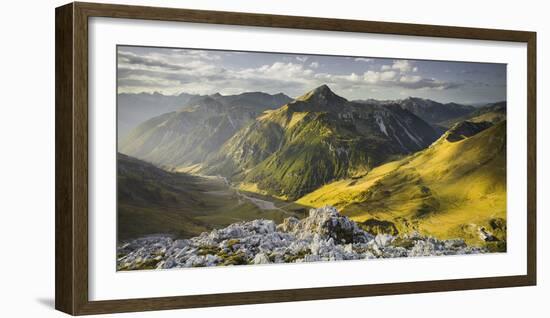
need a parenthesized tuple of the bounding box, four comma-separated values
(157, 120, 170, 128)
(388, 124, 407, 151)
(226, 115, 236, 129)
(375, 115, 389, 136)
(394, 117, 422, 147)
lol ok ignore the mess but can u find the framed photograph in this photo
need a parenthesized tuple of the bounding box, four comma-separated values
(55, 2, 536, 315)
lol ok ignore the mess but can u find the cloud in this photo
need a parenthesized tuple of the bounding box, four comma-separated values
(165, 49, 221, 60)
(399, 75, 422, 83)
(392, 60, 413, 72)
(118, 51, 189, 71)
(381, 60, 414, 73)
(380, 71, 398, 81)
(354, 58, 373, 63)
(117, 48, 462, 97)
(398, 75, 463, 90)
(239, 62, 314, 80)
(362, 60, 461, 90)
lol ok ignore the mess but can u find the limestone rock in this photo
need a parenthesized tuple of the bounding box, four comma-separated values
(117, 206, 488, 270)
(253, 253, 270, 264)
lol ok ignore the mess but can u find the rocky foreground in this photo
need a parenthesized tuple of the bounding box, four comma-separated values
(117, 206, 487, 270)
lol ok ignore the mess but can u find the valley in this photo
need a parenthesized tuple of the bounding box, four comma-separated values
(118, 84, 507, 253)
(117, 153, 307, 240)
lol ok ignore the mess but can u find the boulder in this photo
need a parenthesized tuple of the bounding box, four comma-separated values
(277, 216, 299, 232)
(253, 253, 270, 264)
(374, 234, 394, 248)
(290, 206, 372, 243)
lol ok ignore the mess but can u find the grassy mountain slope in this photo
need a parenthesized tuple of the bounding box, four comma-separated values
(202, 85, 439, 200)
(297, 120, 506, 247)
(117, 153, 304, 240)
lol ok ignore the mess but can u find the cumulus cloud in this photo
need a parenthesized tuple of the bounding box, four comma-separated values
(392, 60, 413, 72)
(380, 71, 398, 81)
(381, 60, 414, 73)
(117, 48, 463, 97)
(238, 62, 314, 81)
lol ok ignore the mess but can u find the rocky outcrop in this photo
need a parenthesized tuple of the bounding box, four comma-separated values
(281, 207, 371, 244)
(117, 206, 487, 270)
(445, 120, 493, 142)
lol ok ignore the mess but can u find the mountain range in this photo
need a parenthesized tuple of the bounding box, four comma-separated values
(118, 84, 506, 248)
(118, 92, 199, 140)
(354, 96, 476, 126)
(119, 91, 292, 168)
(201, 85, 440, 200)
(438, 101, 506, 127)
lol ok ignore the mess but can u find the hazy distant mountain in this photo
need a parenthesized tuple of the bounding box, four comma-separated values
(202, 85, 439, 200)
(398, 97, 475, 125)
(355, 97, 476, 129)
(118, 92, 200, 141)
(439, 101, 506, 128)
(119, 92, 292, 167)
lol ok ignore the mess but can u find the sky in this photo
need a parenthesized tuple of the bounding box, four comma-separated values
(117, 45, 506, 104)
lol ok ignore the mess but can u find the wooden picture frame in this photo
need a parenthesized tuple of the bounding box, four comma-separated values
(55, 2, 537, 315)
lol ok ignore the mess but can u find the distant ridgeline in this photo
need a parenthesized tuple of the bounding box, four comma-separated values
(118, 85, 506, 249)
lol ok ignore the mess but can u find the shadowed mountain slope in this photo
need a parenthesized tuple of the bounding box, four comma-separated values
(117, 153, 302, 240)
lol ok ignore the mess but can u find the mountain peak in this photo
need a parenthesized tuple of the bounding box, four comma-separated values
(311, 84, 337, 98)
(297, 84, 346, 104)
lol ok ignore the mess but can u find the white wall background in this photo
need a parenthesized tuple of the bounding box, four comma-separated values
(0, 0, 547, 317)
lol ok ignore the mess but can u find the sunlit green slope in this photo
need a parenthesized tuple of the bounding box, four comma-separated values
(297, 121, 507, 246)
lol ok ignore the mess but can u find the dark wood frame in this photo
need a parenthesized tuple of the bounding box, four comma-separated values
(55, 1, 537, 315)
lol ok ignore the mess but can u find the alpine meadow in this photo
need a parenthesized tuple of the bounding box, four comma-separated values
(116, 46, 507, 271)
